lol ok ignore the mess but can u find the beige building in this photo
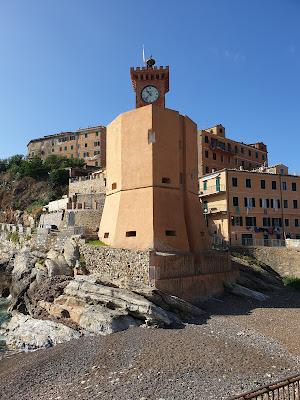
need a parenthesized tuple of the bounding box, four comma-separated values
(198, 124, 268, 177)
(27, 125, 106, 168)
(199, 165, 300, 245)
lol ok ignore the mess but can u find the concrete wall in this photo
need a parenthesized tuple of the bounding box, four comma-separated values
(69, 175, 106, 197)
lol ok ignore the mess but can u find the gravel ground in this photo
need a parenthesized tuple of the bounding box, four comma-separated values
(0, 288, 299, 400)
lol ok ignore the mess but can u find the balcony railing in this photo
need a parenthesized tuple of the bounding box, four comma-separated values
(200, 184, 226, 196)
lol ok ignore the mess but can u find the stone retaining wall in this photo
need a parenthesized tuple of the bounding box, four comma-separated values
(232, 246, 300, 278)
(79, 244, 150, 284)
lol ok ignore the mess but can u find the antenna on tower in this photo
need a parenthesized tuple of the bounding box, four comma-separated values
(142, 45, 156, 68)
(142, 45, 146, 65)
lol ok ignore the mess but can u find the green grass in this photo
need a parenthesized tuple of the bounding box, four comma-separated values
(283, 276, 300, 291)
(85, 239, 106, 247)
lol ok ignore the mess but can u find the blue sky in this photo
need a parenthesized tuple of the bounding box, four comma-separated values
(0, 0, 299, 171)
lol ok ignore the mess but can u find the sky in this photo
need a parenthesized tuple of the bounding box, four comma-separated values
(0, 0, 299, 171)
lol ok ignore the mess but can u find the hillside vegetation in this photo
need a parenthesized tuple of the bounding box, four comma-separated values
(0, 155, 85, 224)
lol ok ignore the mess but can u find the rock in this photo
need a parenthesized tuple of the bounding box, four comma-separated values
(63, 238, 80, 267)
(1, 312, 80, 350)
(45, 257, 73, 277)
(9, 250, 36, 313)
(227, 283, 269, 301)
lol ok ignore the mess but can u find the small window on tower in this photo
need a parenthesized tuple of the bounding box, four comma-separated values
(162, 177, 171, 184)
(165, 230, 176, 236)
(104, 233, 109, 238)
(112, 182, 117, 190)
(126, 231, 136, 237)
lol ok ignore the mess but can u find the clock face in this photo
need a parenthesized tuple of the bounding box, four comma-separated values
(141, 85, 159, 103)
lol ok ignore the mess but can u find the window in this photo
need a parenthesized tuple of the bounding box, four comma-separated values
(293, 200, 298, 209)
(284, 199, 288, 208)
(221, 155, 224, 162)
(241, 147, 244, 154)
(104, 232, 109, 238)
(256, 152, 258, 159)
(213, 153, 216, 160)
(295, 219, 299, 227)
(60, 147, 62, 151)
(244, 197, 255, 208)
(235, 145, 238, 153)
(205, 150, 209, 158)
(282, 182, 287, 190)
(203, 181, 207, 190)
(84, 143, 88, 148)
(96, 132, 99, 136)
(277, 199, 281, 208)
(204, 136, 209, 143)
(227, 143, 232, 152)
(272, 181, 277, 190)
(64, 146, 67, 151)
(292, 182, 297, 191)
(162, 177, 171, 184)
(246, 217, 256, 227)
(71, 145, 73, 150)
(84, 133, 88, 138)
(260, 198, 270, 208)
(112, 182, 117, 190)
(231, 216, 243, 226)
(285, 219, 289, 227)
(272, 218, 282, 227)
(126, 231, 136, 237)
(232, 177, 238, 187)
(263, 217, 271, 227)
(205, 166, 209, 174)
(165, 230, 176, 236)
(246, 179, 251, 188)
(94, 141, 100, 146)
(233, 197, 239, 206)
(94, 151, 100, 155)
(261, 180, 266, 189)
(262, 155, 265, 160)
(248, 150, 251, 156)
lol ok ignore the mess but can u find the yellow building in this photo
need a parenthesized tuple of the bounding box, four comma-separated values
(198, 124, 268, 176)
(199, 165, 300, 245)
(27, 125, 106, 168)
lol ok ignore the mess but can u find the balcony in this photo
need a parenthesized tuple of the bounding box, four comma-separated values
(199, 184, 226, 197)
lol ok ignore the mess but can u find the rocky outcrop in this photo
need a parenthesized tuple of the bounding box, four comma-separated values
(0, 237, 205, 350)
(1, 312, 80, 350)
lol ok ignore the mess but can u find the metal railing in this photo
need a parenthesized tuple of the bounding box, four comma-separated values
(229, 374, 300, 400)
(238, 238, 286, 247)
(200, 184, 226, 195)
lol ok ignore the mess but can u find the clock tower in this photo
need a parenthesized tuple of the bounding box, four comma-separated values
(130, 58, 169, 108)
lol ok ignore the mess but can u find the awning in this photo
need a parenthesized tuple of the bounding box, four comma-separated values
(201, 172, 221, 182)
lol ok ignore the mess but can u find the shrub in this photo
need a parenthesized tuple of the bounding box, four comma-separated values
(283, 276, 300, 291)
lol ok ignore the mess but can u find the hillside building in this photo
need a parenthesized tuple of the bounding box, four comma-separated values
(27, 125, 106, 168)
(199, 165, 300, 245)
(198, 124, 268, 177)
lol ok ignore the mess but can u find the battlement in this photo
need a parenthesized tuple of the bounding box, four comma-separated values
(130, 66, 169, 92)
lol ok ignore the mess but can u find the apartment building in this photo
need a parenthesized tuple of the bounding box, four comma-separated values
(199, 165, 300, 245)
(27, 125, 106, 168)
(198, 124, 268, 177)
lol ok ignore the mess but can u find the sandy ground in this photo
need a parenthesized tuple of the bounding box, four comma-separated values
(0, 288, 299, 400)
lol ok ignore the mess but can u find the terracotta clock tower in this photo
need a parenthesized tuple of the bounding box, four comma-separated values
(130, 58, 169, 108)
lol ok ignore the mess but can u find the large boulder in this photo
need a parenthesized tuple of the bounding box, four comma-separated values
(63, 237, 80, 268)
(1, 312, 80, 350)
(9, 250, 37, 313)
(45, 256, 73, 277)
